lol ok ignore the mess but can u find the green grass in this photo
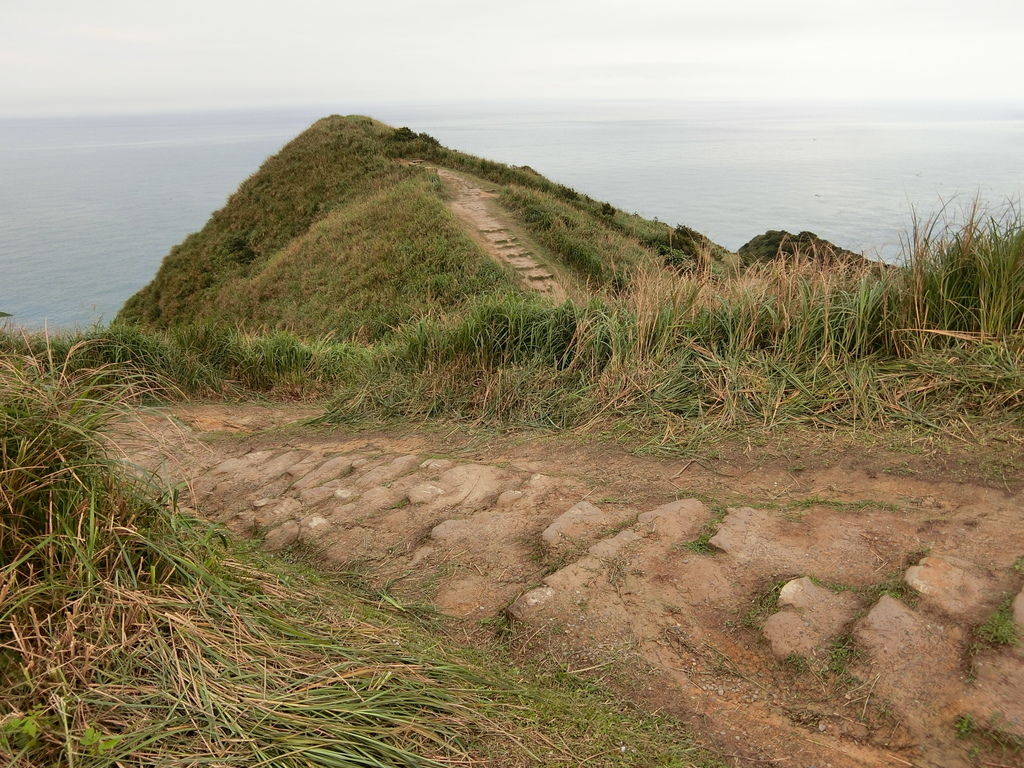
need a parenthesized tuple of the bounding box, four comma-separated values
(119, 115, 729, 338)
(0, 346, 719, 767)
(975, 597, 1020, 647)
(12, 119, 1024, 449)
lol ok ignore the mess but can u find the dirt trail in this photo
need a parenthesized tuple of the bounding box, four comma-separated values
(422, 163, 566, 300)
(121, 403, 1024, 768)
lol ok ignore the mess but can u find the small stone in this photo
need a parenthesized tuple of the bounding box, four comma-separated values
(508, 586, 556, 620)
(253, 497, 273, 508)
(334, 488, 355, 500)
(263, 520, 300, 551)
(1013, 587, 1024, 628)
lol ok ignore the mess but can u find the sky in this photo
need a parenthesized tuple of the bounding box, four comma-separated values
(3, 0, 1023, 116)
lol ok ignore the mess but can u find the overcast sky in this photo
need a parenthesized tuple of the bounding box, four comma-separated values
(3, 0, 1023, 116)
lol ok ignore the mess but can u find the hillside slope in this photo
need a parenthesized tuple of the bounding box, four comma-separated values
(119, 115, 728, 338)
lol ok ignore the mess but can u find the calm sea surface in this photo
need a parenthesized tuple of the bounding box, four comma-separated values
(2, 102, 1021, 329)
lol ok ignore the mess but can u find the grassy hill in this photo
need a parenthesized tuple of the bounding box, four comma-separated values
(119, 115, 728, 339)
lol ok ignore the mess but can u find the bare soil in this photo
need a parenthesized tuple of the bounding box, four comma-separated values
(424, 163, 567, 300)
(119, 403, 1024, 768)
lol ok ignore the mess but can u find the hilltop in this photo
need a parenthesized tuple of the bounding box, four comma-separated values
(119, 115, 728, 338)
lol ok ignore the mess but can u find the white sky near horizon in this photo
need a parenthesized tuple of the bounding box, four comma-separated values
(2, 0, 1023, 117)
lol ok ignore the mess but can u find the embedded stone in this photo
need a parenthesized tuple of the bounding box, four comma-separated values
(707, 506, 763, 555)
(508, 586, 556, 621)
(541, 501, 612, 551)
(263, 520, 300, 551)
(588, 529, 642, 559)
(407, 483, 446, 505)
(496, 490, 524, 507)
(299, 514, 331, 538)
(963, 651, 1024, 737)
(636, 499, 708, 540)
(353, 454, 422, 488)
(420, 458, 454, 471)
(430, 518, 471, 541)
(253, 497, 301, 527)
(290, 455, 355, 490)
(854, 595, 922, 661)
(903, 556, 989, 618)
(762, 577, 859, 659)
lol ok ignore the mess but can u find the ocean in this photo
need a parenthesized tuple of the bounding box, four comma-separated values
(1, 102, 1021, 329)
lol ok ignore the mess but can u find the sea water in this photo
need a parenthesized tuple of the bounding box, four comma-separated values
(1, 102, 1021, 329)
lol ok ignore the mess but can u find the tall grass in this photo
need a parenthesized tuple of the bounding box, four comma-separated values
(908, 202, 1024, 340)
(325, 207, 1024, 439)
(5, 206, 1022, 443)
(0, 346, 484, 767)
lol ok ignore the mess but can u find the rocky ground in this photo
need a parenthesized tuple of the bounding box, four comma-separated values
(120, 403, 1024, 768)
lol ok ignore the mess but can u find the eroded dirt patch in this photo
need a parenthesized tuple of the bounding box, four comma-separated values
(124, 406, 1024, 768)
(426, 164, 566, 300)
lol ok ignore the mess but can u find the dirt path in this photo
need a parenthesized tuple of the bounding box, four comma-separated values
(424, 164, 566, 301)
(121, 403, 1024, 768)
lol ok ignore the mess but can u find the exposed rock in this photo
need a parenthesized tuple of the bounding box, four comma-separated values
(299, 514, 331, 538)
(963, 650, 1024, 737)
(258, 450, 310, 482)
(290, 454, 354, 490)
(253, 497, 301, 528)
(435, 464, 509, 507)
(761, 577, 859, 659)
(283, 453, 325, 482)
(1014, 588, 1024, 627)
(407, 483, 445, 505)
(420, 458, 454, 471)
(496, 490, 524, 507)
(508, 586, 556, 620)
(430, 518, 471, 542)
(541, 501, 613, 552)
(855, 595, 922, 659)
(738, 230, 870, 267)
(588, 529, 642, 559)
(263, 520, 300, 551)
(903, 556, 990, 619)
(334, 488, 355, 500)
(636, 499, 708, 540)
(207, 450, 275, 478)
(354, 454, 421, 488)
(297, 486, 339, 506)
(707, 506, 761, 555)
